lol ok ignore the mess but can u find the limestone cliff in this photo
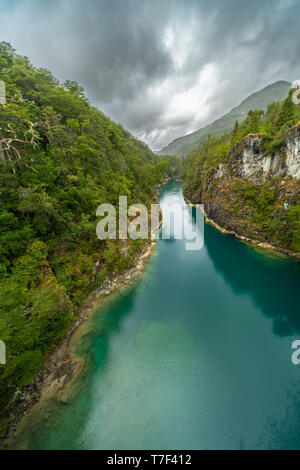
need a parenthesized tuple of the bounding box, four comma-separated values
(184, 124, 300, 258)
(228, 126, 300, 184)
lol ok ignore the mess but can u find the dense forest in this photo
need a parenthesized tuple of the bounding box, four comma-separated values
(0, 42, 175, 424)
(1, 38, 299, 437)
(182, 90, 300, 253)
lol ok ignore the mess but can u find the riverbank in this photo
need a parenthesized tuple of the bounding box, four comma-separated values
(185, 196, 300, 261)
(8, 179, 300, 451)
(1, 237, 158, 449)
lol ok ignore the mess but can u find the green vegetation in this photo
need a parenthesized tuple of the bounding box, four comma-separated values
(231, 178, 300, 249)
(159, 81, 291, 156)
(183, 90, 300, 174)
(288, 205, 300, 251)
(182, 90, 300, 252)
(0, 42, 177, 419)
(156, 154, 182, 179)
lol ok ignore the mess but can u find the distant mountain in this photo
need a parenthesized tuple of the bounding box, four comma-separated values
(158, 80, 292, 157)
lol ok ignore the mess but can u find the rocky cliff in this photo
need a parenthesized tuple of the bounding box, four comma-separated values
(184, 124, 300, 258)
(228, 126, 300, 184)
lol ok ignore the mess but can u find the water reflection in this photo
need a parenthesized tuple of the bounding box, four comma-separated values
(17, 180, 300, 450)
(197, 211, 300, 336)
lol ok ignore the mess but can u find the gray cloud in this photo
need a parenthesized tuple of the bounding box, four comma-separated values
(1, 0, 300, 150)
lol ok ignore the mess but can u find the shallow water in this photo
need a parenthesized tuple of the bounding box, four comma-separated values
(21, 180, 300, 450)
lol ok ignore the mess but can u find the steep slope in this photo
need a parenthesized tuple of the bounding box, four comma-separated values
(0, 42, 171, 419)
(159, 81, 291, 157)
(183, 92, 300, 257)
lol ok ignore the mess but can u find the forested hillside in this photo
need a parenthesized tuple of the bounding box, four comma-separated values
(0, 42, 172, 420)
(183, 90, 300, 255)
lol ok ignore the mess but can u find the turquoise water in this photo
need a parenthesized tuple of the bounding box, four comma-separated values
(22, 180, 300, 450)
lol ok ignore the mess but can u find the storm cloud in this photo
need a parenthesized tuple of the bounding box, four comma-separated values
(1, 0, 300, 150)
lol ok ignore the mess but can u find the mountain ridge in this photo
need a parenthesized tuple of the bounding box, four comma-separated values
(159, 80, 292, 157)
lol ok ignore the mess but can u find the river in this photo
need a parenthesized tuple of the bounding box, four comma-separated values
(17, 180, 300, 450)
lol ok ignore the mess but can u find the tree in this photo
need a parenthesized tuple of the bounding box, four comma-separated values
(275, 92, 297, 132)
(63, 80, 86, 99)
(0, 120, 39, 172)
(233, 120, 239, 137)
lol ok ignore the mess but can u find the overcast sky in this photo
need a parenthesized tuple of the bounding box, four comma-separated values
(1, 0, 300, 150)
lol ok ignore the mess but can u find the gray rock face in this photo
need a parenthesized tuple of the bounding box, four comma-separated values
(229, 135, 284, 184)
(222, 126, 300, 184)
(285, 125, 300, 179)
(214, 163, 229, 179)
(184, 124, 300, 259)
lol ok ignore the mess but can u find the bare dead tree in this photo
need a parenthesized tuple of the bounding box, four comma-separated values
(0, 121, 40, 172)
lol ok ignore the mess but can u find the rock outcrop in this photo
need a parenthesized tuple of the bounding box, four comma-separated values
(285, 124, 300, 179)
(227, 126, 300, 185)
(184, 124, 300, 258)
